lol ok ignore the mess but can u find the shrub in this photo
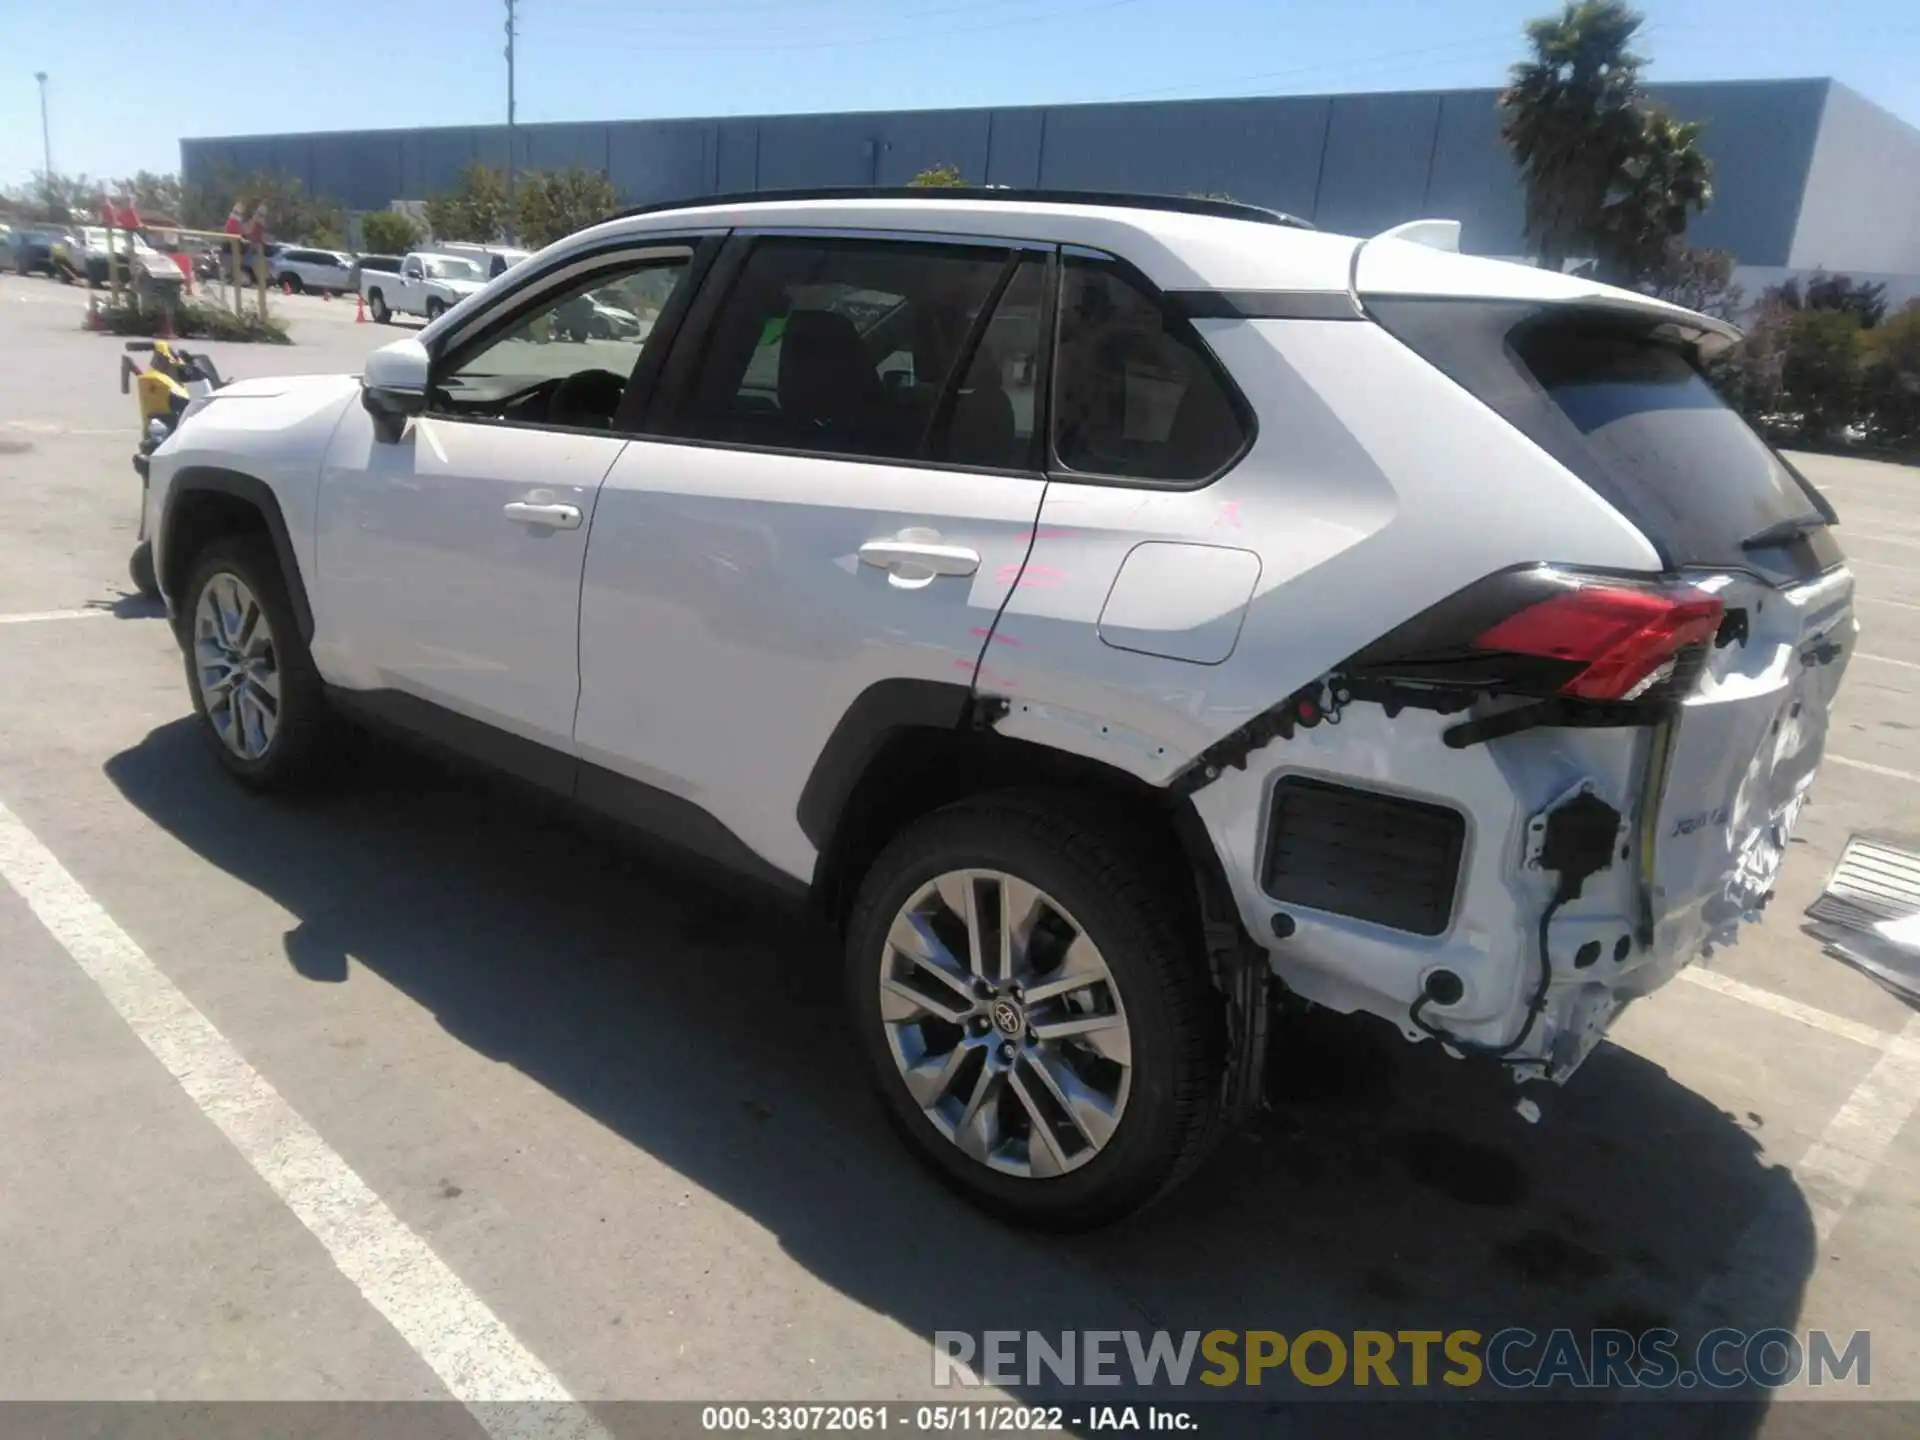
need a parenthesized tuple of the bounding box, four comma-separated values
(1863, 302, 1920, 449)
(907, 164, 967, 188)
(360, 209, 421, 256)
(1778, 308, 1863, 441)
(90, 297, 291, 344)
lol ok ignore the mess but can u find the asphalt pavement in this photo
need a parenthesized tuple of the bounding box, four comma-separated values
(1, 272, 1916, 1438)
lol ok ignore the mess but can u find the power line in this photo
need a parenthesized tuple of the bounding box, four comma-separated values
(555, 0, 1151, 53)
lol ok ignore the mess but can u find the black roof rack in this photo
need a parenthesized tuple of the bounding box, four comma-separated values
(611, 186, 1313, 230)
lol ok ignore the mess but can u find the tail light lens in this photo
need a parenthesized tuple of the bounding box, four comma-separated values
(1343, 566, 1725, 704)
(1473, 584, 1724, 701)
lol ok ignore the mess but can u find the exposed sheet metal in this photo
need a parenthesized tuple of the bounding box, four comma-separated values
(1806, 835, 1920, 1003)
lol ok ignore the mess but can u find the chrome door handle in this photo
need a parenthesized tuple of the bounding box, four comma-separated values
(858, 539, 980, 578)
(503, 501, 582, 530)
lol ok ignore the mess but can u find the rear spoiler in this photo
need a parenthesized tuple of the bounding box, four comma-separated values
(1357, 220, 1743, 356)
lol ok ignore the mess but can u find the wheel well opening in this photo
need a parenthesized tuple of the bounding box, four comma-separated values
(159, 488, 272, 606)
(813, 725, 1221, 938)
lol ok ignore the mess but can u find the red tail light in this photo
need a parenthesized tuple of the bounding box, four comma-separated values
(1474, 584, 1724, 701)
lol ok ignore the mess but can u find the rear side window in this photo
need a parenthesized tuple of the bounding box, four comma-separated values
(1051, 254, 1249, 484)
(1369, 298, 1829, 568)
(674, 237, 1016, 464)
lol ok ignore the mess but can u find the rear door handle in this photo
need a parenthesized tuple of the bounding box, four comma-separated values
(503, 501, 582, 530)
(858, 538, 980, 578)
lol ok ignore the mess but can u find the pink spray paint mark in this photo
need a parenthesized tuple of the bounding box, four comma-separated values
(1213, 500, 1243, 530)
(1016, 564, 1068, 590)
(968, 627, 1025, 648)
(1015, 526, 1073, 544)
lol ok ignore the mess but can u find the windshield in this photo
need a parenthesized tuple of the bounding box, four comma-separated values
(424, 257, 482, 281)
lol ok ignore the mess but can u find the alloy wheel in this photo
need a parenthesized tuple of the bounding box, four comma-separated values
(193, 571, 281, 761)
(878, 870, 1133, 1178)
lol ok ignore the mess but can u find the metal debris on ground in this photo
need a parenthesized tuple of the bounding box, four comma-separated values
(1805, 834, 1920, 1003)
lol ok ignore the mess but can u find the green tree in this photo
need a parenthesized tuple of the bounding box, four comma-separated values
(1500, 3, 1712, 283)
(907, 163, 967, 188)
(514, 167, 622, 248)
(360, 209, 422, 256)
(1780, 308, 1864, 441)
(1595, 108, 1713, 283)
(1649, 244, 1743, 321)
(425, 164, 511, 243)
(6, 171, 101, 222)
(1862, 302, 1920, 448)
(207, 170, 347, 245)
(119, 171, 184, 223)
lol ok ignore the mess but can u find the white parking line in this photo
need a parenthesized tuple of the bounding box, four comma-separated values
(1825, 754, 1920, 786)
(1861, 595, 1920, 612)
(1850, 532, 1920, 552)
(0, 798, 610, 1440)
(0, 608, 114, 626)
(1680, 967, 1920, 1058)
(1858, 652, 1920, 672)
(1796, 1017, 1920, 1241)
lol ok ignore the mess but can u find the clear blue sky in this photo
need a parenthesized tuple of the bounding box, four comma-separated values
(4, 0, 1917, 187)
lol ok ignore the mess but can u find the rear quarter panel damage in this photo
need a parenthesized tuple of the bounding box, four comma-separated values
(976, 317, 1668, 1068)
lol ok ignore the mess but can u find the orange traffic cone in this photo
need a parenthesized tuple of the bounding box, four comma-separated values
(283, 278, 294, 296)
(354, 293, 367, 324)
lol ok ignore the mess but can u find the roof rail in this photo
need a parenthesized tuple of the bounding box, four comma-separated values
(610, 186, 1314, 230)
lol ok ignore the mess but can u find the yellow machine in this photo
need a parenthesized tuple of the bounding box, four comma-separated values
(121, 341, 227, 598)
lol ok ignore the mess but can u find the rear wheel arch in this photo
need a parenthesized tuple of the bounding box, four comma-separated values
(161, 469, 314, 644)
(804, 682, 1241, 950)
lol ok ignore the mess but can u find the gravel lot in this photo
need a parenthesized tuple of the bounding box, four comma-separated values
(1, 272, 1916, 1437)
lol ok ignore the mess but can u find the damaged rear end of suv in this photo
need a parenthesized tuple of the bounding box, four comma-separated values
(979, 222, 1856, 1142)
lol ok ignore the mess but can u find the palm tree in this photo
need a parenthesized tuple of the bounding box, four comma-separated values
(1500, 2, 1652, 273)
(1596, 109, 1715, 284)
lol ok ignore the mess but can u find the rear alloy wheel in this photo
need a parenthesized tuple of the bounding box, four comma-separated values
(425, 298, 445, 320)
(183, 537, 335, 789)
(847, 793, 1224, 1229)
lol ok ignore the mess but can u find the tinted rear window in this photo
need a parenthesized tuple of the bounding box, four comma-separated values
(1368, 298, 1829, 568)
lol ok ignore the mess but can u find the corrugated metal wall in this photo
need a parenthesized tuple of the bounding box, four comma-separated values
(182, 79, 1887, 267)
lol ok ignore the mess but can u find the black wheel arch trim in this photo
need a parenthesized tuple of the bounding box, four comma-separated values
(796, 678, 976, 854)
(162, 467, 316, 643)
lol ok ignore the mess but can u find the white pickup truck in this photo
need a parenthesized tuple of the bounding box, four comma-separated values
(359, 251, 487, 324)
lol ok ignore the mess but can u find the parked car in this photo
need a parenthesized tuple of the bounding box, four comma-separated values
(359, 251, 486, 323)
(271, 246, 355, 294)
(345, 253, 403, 295)
(140, 189, 1855, 1229)
(58, 227, 187, 294)
(435, 242, 532, 280)
(9, 226, 69, 276)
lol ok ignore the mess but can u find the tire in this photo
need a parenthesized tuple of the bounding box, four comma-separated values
(425, 297, 446, 321)
(588, 315, 612, 340)
(845, 790, 1225, 1230)
(128, 541, 159, 599)
(368, 289, 391, 324)
(181, 535, 336, 790)
(282, 272, 303, 294)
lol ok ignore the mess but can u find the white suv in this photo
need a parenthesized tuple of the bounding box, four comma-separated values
(143, 189, 1855, 1228)
(270, 246, 355, 294)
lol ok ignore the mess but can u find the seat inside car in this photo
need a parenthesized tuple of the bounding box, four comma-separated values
(777, 310, 886, 449)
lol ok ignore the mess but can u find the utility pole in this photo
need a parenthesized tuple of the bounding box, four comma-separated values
(33, 71, 52, 205)
(504, 0, 518, 240)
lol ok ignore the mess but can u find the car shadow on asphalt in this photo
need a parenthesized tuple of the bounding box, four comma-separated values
(105, 720, 1811, 1439)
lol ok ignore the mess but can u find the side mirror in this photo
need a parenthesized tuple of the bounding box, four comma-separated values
(362, 337, 430, 443)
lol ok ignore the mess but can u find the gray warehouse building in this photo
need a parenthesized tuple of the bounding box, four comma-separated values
(182, 77, 1920, 277)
